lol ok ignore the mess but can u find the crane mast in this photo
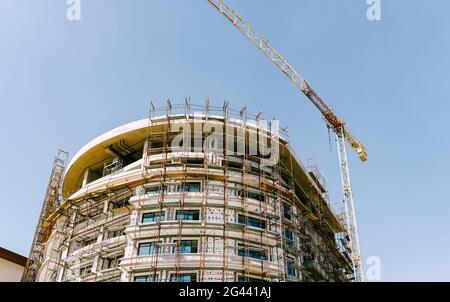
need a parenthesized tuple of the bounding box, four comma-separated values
(207, 0, 366, 281)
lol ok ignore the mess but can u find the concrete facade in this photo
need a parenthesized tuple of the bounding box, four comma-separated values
(35, 104, 354, 282)
(0, 248, 27, 282)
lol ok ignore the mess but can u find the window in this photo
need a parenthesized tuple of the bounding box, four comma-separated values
(82, 238, 96, 247)
(146, 187, 158, 195)
(102, 258, 114, 270)
(187, 159, 204, 166)
(247, 216, 265, 228)
(284, 228, 294, 241)
(227, 161, 243, 170)
(286, 259, 297, 277)
(134, 275, 150, 282)
(250, 166, 261, 174)
(101, 254, 123, 270)
(134, 275, 159, 282)
(283, 203, 292, 220)
(146, 186, 166, 195)
(238, 215, 266, 229)
(111, 197, 130, 209)
(87, 208, 103, 219)
(107, 229, 125, 239)
(142, 211, 165, 223)
(173, 240, 198, 254)
(176, 210, 199, 221)
(79, 265, 91, 276)
(170, 273, 197, 282)
(138, 242, 157, 256)
(179, 182, 201, 193)
(238, 276, 264, 282)
(229, 188, 241, 197)
(237, 245, 267, 260)
(247, 191, 264, 202)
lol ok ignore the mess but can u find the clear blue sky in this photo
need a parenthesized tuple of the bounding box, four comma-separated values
(1, 0, 449, 281)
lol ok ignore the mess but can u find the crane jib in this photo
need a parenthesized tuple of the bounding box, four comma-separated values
(207, 0, 366, 282)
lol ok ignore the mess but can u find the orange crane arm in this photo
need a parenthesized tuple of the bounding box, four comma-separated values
(207, 0, 367, 162)
(206, 0, 366, 281)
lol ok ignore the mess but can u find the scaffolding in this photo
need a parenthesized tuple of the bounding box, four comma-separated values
(198, 100, 210, 282)
(22, 150, 69, 282)
(36, 182, 133, 282)
(29, 101, 353, 282)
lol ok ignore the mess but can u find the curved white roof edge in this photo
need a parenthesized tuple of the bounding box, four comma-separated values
(66, 118, 149, 173)
(66, 114, 287, 175)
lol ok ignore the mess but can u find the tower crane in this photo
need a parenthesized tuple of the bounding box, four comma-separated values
(207, 0, 367, 281)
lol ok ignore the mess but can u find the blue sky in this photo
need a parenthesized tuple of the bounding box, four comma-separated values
(1, 0, 449, 281)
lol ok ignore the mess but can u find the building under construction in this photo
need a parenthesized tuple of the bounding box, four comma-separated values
(22, 101, 354, 282)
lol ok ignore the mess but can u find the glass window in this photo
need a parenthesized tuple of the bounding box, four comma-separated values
(146, 186, 166, 195)
(179, 182, 201, 193)
(134, 275, 149, 282)
(170, 273, 197, 282)
(82, 238, 96, 247)
(238, 245, 266, 260)
(176, 210, 199, 221)
(250, 166, 261, 174)
(142, 211, 165, 223)
(284, 228, 294, 241)
(187, 159, 204, 165)
(238, 215, 266, 229)
(238, 276, 264, 282)
(79, 266, 91, 276)
(138, 242, 156, 256)
(101, 254, 122, 270)
(173, 240, 198, 254)
(248, 191, 264, 202)
(134, 275, 159, 282)
(112, 197, 130, 209)
(248, 216, 265, 228)
(102, 258, 113, 270)
(107, 229, 125, 239)
(286, 260, 297, 277)
(283, 203, 292, 220)
(146, 186, 159, 195)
